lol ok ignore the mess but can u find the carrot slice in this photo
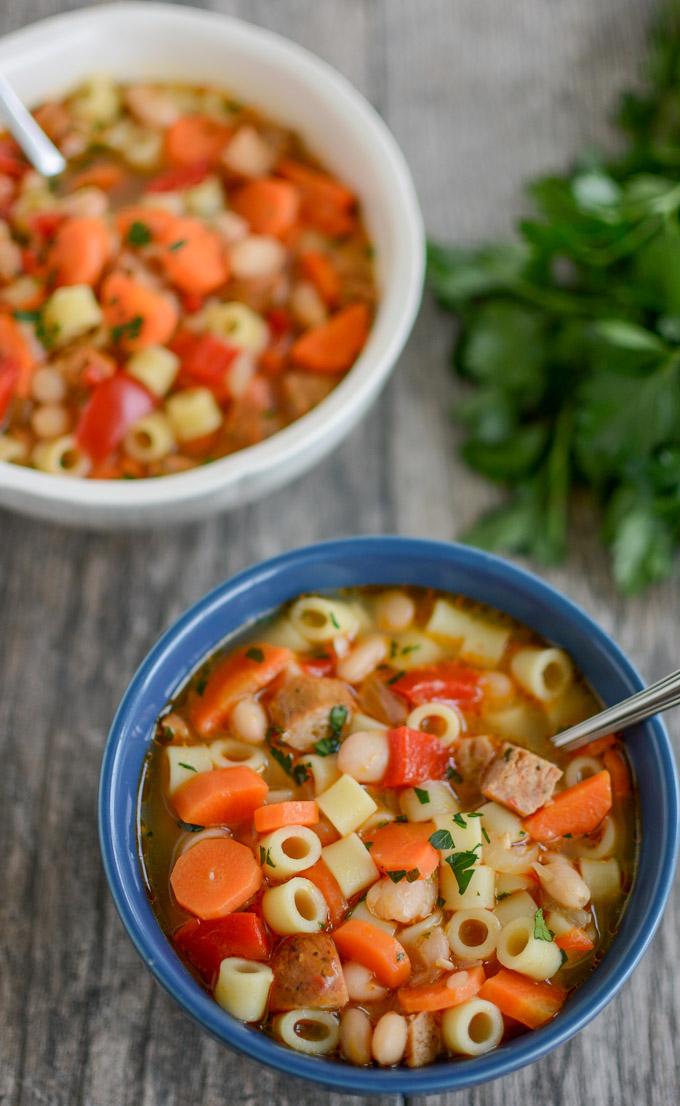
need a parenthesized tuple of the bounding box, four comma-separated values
(158, 216, 229, 295)
(170, 837, 262, 920)
(165, 115, 232, 167)
(192, 643, 292, 736)
(523, 770, 612, 843)
(333, 919, 411, 988)
(479, 969, 567, 1029)
(253, 800, 319, 834)
(101, 271, 179, 351)
(365, 821, 438, 880)
(231, 178, 300, 238)
(304, 859, 347, 926)
(70, 161, 126, 192)
(300, 250, 341, 307)
(290, 303, 370, 374)
(603, 747, 632, 797)
(398, 967, 485, 1013)
(555, 927, 595, 953)
(48, 217, 111, 287)
(0, 313, 36, 398)
(572, 734, 616, 758)
(173, 766, 268, 827)
(277, 159, 355, 212)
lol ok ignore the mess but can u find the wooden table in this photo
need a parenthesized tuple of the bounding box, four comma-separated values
(1, 2, 676, 1105)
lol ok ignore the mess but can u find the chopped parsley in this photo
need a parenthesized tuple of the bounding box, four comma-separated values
(177, 820, 205, 833)
(559, 948, 569, 968)
(401, 644, 421, 656)
(329, 704, 348, 737)
(496, 891, 511, 901)
(429, 828, 454, 851)
(329, 611, 340, 630)
(414, 787, 430, 805)
(387, 670, 405, 685)
(111, 314, 144, 344)
(157, 725, 174, 745)
(533, 908, 554, 942)
(12, 308, 41, 323)
(386, 868, 420, 883)
(194, 675, 208, 696)
(246, 646, 265, 663)
(314, 704, 348, 756)
(259, 846, 275, 867)
(126, 220, 152, 246)
(178, 762, 198, 772)
(406, 868, 420, 882)
(482, 826, 490, 844)
(168, 238, 187, 251)
(452, 813, 468, 829)
(387, 869, 407, 883)
(446, 765, 463, 784)
(503, 747, 514, 762)
(394, 814, 408, 823)
(314, 734, 340, 756)
(467, 811, 483, 818)
(436, 896, 446, 909)
(444, 845, 482, 894)
(267, 739, 310, 785)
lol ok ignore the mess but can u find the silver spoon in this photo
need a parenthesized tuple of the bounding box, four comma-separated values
(551, 667, 680, 752)
(0, 73, 65, 177)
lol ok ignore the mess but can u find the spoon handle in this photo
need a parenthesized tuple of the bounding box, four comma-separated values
(551, 667, 680, 751)
(0, 74, 66, 178)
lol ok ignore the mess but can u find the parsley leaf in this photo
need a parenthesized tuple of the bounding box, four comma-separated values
(126, 220, 152, 246)
(452, 813, 468, 828)
(429, 828, 454, 851)
(414, 786, 430, 805)
(314, 704, 348, 756)
(267, 739, 310, 785)
(533, 908, 555, 942)
(111, 314, 144, 344)
(259, 846, 275, 867)
(177, 762, 198, 772)
(177, 820, 205, 833)
(444, 848, 481, 895)
(246, 646, 265, 663)
(387, 869, 407, 883)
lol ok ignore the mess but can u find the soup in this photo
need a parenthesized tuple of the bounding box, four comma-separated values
(138, 587, 636, 1067)
(0, 78, 375, 478)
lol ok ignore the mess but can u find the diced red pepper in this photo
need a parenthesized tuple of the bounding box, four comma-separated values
(299, 652, 336, 678)
(266, 307, 292, 339)
(0, 139, 28, 179)
(382, 726, 450, 788)
(76, 373, 155, 463)
(171, 330, 239, 401)
(146, 163, 211, 193)
(30, 211, 66, 241)
(390, 662, 482, 708)
(21, 248, 44, 278)
(173, 912, 270, 982)
(180, 292, 205, 315)
(0, 356, 19, 422)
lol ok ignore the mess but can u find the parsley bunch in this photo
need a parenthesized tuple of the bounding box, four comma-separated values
(428, 2, 680, 593)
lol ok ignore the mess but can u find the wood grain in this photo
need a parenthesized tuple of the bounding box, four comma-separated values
(0, 2, 677, 1105)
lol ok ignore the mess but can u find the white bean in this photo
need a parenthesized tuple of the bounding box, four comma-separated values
(125, 85, 180, 128)
(340, 1007, 373, 1067)
(222, 126, 275, 178)
(374, 590, 415, 633)
(31, 403, 70, 440)
(337, 730, 389, 783)
(532, 857, 591, 909)
(230, 235, 286, 281)
(290, 280, 327, 329)
(337, 634, 388, 684)
(372, 1012, 408, 1067)
(31, 367, 66, 404)
(213, 210, 249, 245)
(229, 696, 267, 745)
(342, 961, 389, 1003)
(478, 670, 515, 707)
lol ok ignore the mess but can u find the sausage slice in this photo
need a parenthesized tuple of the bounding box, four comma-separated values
(268, 674, 354, 751)
(481, 742, 562, 817)
(269, 932, 349, 1011)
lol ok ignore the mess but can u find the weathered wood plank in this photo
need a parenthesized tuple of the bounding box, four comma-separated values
(0, 3, 677, 1106)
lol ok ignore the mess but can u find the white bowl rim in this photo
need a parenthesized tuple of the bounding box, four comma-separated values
(0, 1, 424, 511)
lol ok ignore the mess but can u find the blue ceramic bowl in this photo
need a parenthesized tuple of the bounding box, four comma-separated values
(99, 538, 679, 1095)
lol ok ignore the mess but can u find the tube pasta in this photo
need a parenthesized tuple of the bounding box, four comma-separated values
(496, 916, 562, 980)
(260, 617, 310, 653)
(578, 858, 621, 902)
(209, 738, 267, 774)
(495, 871, 534, 896)
(510, 647, 573, 702)
(214, 958, 273, 1022)
(126, 346, 179, 397)
(387, 631, 445, 669)
(124, 412, 175, 463)
(275, 1009, 340, 1056)
(321, 833, 379, 899)
(446, 909, 501, 962)
(289, 596, 359, 643)
(564, 755, 603, 789)
(478, 801, 525, 843)
(201, 301, 269, 353)
(482, 836, 538, 876)
(573, 816, 617, 860)
(399, 781, 459, 823)
(43, 285, 103, 347)
(165, 744, 212, 794)
(440, 864, 495, 910)
(407, 702, 462, 746)
(482, 701, 549, 745)
(300, 753, 341, 795)
(348, 711, 387, 735)
(165, 387, 222, 442)
(258, 825, 321, 879)
(441, 997, 504, 1056)
(426, 600, 510, 668)
(262, 876, 328, 935)
(317, 774, 377, 836)
(493, 890, 538, 928)
(32, 435, 91, 477)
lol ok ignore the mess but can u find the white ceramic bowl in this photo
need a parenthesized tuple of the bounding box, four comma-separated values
(0, 2, 423, 529)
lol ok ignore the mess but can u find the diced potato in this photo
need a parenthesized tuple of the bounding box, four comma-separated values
(201, 301, 268, 353)
(166, 744, 212, 795)
(71, 75, 121, 124)
(165, 387, 222, 442)
(400, 781, 459, 823)
(317, 774, 377, 836)
(432, 811, 483, 861)
(440, 863, 495, 910)
(42, 285, 103, 347)
(322, 833, 379, 899)
(426, 600, 510, 668)
(578, 858, 621, 902)
(387, 630, 444, 670)
(185, 176, 225, 218)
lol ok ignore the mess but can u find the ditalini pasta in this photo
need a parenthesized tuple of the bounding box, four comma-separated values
(138, 586, 636, 1069)
(0, 79, 376, 479)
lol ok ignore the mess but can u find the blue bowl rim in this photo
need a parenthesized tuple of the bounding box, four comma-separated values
(98, 536, 679, 1095)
